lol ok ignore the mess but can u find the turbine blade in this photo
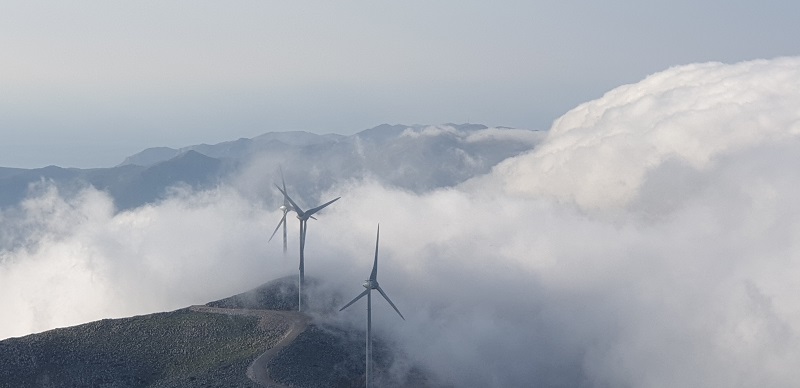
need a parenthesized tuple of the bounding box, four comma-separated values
(339, 289, 369, 311)
(305, 196, 341, 218)
(377, 286, 405, 320)
(309, 215, 317, 220)
(275, 184, 304, 214)
(280, 166, 291, 208)
(370, 225, 379, 281)
(268, 213, 287, 242)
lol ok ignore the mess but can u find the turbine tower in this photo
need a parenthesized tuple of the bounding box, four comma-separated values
(275, 184, 340, 311)
(340, 225, 404, 388)
(268, 168, 293, 254)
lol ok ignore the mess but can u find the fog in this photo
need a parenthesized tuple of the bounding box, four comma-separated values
(3, 57, 800, 387)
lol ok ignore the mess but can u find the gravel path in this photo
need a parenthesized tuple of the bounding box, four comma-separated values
(188, 305, 310, 388)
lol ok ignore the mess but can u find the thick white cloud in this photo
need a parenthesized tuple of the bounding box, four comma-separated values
(0, 184, 293, 339)
(318, 57, 800, 387)
(3, 57, 800, 387)
(491, 57, 800, 212)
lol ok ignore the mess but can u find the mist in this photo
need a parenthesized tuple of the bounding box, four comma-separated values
(3, 57, 800, 387)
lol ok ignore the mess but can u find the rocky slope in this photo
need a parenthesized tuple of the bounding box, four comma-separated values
(0, 276, 433, 388)
(0, 308, 274, 387)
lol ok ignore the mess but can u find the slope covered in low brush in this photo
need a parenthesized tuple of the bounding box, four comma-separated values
(0, 308, 279, 387)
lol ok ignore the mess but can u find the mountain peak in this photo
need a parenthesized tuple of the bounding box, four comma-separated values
(118, 147, 179, 167)
(356, 123, 419, 143)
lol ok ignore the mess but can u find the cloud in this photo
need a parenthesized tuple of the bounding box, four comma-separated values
(320, 57, 800, 387)
(0, 183, 294, 339)
(464, 126, 545, 145)
(488, 57, 800, 212)
(399, 124, 545, 146)
(3, 57, 800, 387)
(399, 125, 458, 139)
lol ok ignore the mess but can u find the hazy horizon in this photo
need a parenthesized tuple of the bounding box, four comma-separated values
(3, 2, 800, 168)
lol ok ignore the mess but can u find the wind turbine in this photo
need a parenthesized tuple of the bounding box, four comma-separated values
(340, 225, 404, 388)
(275, 184, 340, 311)
(268, 168, 293, 254)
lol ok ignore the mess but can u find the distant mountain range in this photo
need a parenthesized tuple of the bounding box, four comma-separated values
(0, 123, 543, 210)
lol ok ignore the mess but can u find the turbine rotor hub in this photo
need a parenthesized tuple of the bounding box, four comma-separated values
(363, 279, 378, 289)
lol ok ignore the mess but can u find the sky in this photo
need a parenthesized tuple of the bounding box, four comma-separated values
(2, 1, 800, 168)
(3, 57, 800, 386)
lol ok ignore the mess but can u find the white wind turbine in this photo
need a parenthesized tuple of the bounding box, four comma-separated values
(275, 184, 340, 311)
(340, 225, 404, 388)
(268, 168, 293, 254)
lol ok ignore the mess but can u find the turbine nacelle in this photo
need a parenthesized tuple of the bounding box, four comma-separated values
(275, 184, 340, 222)
(363, 279, 378, 289)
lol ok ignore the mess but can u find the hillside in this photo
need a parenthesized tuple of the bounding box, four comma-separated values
(0, 308, 276, 387)
(0, 277, 431, 388)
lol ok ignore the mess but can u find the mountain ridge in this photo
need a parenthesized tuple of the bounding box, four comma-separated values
(0, 276, 433, 387)
(0, 123, 543, 211)
(118, 123, 502, 168)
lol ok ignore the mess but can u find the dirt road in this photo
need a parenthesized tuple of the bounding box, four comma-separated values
(188, 305, 310, 387)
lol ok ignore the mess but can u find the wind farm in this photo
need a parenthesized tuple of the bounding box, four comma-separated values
(0, 123, 524, 387)
(266, 180, 408, 386)
(268, 172, 408, 386)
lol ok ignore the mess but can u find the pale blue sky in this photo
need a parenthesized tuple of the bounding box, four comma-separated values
(2, 1, 799, 168)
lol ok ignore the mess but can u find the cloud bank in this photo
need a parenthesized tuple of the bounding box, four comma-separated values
(0, 184, 292, 338)
(490, 57, 800, 212)
(3, 57, 800, 387)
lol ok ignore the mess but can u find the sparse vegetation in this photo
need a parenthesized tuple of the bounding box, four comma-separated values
(0, 309, 278, 387)
(0, 276, 432, 387)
